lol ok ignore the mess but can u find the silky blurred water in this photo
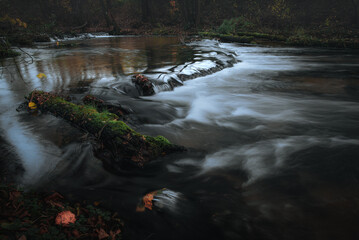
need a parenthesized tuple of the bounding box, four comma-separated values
(1, 36, 359, 240)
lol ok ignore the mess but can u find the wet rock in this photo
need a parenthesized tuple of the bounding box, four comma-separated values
(136, 188, 186, 213)
(132, 74, 155, 96)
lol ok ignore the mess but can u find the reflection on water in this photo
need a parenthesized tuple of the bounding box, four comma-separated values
(1, 37, 359, 240)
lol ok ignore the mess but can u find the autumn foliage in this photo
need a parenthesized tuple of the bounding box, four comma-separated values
(0, 183, 122, 240)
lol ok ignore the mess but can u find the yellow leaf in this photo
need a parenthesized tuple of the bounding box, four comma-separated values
(28, 102, 37, 110)
(37, 73, 47, 79)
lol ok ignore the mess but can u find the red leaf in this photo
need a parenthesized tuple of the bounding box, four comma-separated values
(110, 229, 122, 240)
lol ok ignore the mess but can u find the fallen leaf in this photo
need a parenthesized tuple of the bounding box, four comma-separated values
(18, 235, 26, 240)
(9, 191, 21, 201)
(143, 191, 157, 210)
(36, 73, 47, 79)
(55, 211, 76, 226)
(72, 229, 80, 238)
(45, 192, 64, 202)
(110, 229, 121, 240)
(28, 102, 37, 110)
(96, 228, 109, 240)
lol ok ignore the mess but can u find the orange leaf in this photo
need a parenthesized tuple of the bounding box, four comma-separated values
(96, 228, 109, 240)
(143, 191, 157, 210)
(55, 211, 76, 226)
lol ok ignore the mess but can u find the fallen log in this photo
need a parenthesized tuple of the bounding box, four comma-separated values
(27, 90, 184, 168)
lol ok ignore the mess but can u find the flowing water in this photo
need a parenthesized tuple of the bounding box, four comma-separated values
(1, 36, 359, 240)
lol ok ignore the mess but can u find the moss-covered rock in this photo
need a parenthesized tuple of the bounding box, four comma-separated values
(28, 90, 185, 168)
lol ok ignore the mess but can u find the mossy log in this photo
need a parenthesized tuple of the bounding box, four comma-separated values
(82, 95, 131, 117)
(28, 91, 184, 168)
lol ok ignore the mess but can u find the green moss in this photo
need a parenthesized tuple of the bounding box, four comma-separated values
(145, 135, 174, 156)
(199, 32, 220, 38)
(28, 90, 184, 166)
(0, 183, 122, 240)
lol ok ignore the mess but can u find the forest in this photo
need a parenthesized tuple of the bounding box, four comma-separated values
(1, 0, 359, 52)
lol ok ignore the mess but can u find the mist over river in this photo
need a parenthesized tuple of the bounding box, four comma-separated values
(1, 36, 359, 240)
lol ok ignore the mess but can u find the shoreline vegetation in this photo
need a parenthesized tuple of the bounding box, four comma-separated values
(0, 183, 123, 240)
(1, 24, 359, 60)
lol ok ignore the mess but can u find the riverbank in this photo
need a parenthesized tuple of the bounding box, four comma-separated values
(0, 182, 123, 240)
(2, 27, 359, 61)
(198, 31, 359, 48)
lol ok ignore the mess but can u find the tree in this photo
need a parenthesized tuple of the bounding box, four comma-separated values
(141, 0, 153, 23)
(352, 0, 359, 24)
(99, 0, 120, 33)
(178, 0, 201, 28)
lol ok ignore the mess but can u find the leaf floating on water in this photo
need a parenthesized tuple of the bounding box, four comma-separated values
(36, 73, 47, 79)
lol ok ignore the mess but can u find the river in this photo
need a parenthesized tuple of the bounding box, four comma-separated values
(1, 36, 359, 240)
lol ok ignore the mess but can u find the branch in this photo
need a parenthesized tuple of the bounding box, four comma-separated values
(16, 47, 34, 64)
(71, 21, 88, 30)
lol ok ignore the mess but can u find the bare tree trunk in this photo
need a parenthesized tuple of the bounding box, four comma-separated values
(141, 0, 152, 23)
(195, 0, 201, 28)
(179, 0, 199, 28)
(99, 0, 111, 27)
(99, 0, 120, 33)
(352, 0, 359, 25)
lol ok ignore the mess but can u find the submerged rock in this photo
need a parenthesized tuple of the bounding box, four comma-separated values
(136, 188, 185, 213)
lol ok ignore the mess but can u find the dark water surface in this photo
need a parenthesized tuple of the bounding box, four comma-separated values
(1, 36, 359, 240)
